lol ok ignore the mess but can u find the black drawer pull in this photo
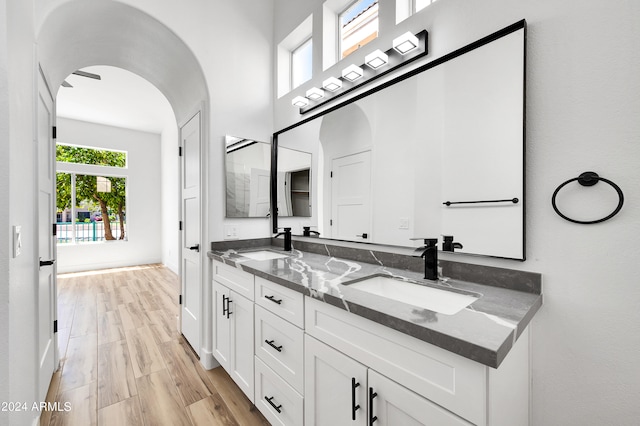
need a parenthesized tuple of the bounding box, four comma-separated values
(265, 396, 282, 413)
(265, 339, 283, 352)
(351, 378, 360, 420)
(265, 295, 283, 305)
(369, 387, 378, 425)
(226, 299, 232, 318)
(222, 295, 228, 317)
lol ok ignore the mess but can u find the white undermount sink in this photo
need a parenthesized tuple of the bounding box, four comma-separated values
(239, 250, 290, 261)
(347, 275, 478, 315)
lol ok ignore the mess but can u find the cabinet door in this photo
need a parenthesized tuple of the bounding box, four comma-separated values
(305, 335, 368, 426)
(369, 370, 472, 426)
(229, 291, 254, 402)
(212, 281, 230, 370)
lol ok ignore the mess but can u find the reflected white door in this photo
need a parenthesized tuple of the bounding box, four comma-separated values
(37, 68, 57, 401)
(331, 151, 372, 241)
(180, 111, 201, 353)
(249, 168, 271, 217)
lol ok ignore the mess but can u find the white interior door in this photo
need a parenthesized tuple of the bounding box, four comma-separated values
(180, 111, 201, 353)
(331, 151, 372, 241)
(249, 168, 271, 217)
(37, 67, 57, 401)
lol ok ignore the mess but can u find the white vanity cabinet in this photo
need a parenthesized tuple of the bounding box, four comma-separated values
(305, 296, 530, 426)
(212, 262, 255, 402)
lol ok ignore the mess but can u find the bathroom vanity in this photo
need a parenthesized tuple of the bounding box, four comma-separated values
(208, 239, 541, 426)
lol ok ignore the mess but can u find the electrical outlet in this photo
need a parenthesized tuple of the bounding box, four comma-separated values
(224, 225, 238, 240)
(13, 225, 22, 258)
(399, 217, 409, 230)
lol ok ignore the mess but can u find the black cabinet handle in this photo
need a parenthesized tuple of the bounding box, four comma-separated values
(226, 299, 232, 318)
(351, 378, 360, 421)
(265, 339, 283, 352)
(188, 244, 200, 252)
(369, 387, 377, 425)
(265, 396, 282, 413)
(265, 295, 283, 305)
(222, 295, 228, 317)
(39, 258, 56, 267)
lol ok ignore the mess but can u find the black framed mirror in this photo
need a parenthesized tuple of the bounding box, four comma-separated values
(272, 21, 526, 260)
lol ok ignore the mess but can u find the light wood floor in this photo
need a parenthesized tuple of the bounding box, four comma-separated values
(41, 264, 270, 426)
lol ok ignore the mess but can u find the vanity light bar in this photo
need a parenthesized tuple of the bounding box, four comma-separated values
(365, 49, 389, 69)
(342, 64, 364, 82)
(292, 30, 427, 111)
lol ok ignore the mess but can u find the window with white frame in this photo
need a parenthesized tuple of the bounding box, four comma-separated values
(291, 37, 313, 89)
(56, 143, 128, 244)
(340, 0, 379, 59)
(397, 0, 439, 23)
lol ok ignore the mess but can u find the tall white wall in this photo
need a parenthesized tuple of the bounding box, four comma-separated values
(274, 0, 640, 424)
(55, 118, 162, 273)
(4, 0, 38, 424)
(0, 2, 12, 424)
(161, 123, 179, 274)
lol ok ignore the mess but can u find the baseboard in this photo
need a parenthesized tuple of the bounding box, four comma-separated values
(200, 348, 219, 370)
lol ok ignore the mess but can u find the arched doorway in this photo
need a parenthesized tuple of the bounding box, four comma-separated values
(37, 0, 210, 403)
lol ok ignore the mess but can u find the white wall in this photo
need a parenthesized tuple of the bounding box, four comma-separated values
(56, 118, 162, 273)
(274, 0, 640, 424)
(4, 0, 38, 424)
(160, 123, 179, 274)
(0, 2, 12, 423)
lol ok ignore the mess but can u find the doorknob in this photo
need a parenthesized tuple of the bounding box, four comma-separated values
(39, 258, 56, 268)
(188, 244, 200, 252)
(356, 233, 368, 239)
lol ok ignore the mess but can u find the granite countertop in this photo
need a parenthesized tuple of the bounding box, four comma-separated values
(208, 242, 542, 369)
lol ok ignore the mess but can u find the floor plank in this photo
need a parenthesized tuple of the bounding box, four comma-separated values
(59, 334, 97, 392)
(187, 393, 239, 426)
(97, 396, 144, 426)
(97, 340, 137, 408)
(125, 325, 166, 378)
(49, 382, 97, 426)
(97, 310, 125, 345)
(136, 370, 192, 426)
(159, 340, 214, 406)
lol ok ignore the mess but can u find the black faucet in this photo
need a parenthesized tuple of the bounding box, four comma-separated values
(275, 227, 292, 251)
(442, 235, 463, 252)
(411, 238, 438, 280)
(302, 226, 321, 237)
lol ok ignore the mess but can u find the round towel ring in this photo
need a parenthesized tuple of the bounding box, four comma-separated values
(551, 171, 624, 224)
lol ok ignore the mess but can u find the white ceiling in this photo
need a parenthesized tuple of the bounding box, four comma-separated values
(56, 65, 176, 134)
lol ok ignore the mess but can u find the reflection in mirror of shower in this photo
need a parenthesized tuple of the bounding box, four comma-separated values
(224, 136, 271, 218)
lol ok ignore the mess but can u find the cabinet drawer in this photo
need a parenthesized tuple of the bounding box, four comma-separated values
(255, 357, 303, 426)
(212, 260, 254, 301)
(305, 297, 487, 426)
(255, 276, 304, 328)
(255, 305, 304, 394)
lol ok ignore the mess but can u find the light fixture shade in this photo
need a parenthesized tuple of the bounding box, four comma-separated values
(365, 49, 389, 69)
(342, 64, 364, 82)
(393, 32, 419, 54)
(292, 96, 309, 107)
(322, 76, 343, 92)
(306, 87, 325, 100)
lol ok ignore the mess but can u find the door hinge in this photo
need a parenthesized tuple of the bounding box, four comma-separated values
(52, 126, 57, 140)
(52, 223, 57, 236)
(179, 295, 182, 305)
(330, 219, 333, 226)
(179, 221, 183, 231)
(53, 320, 58, 333)
(179, 146, 183, 157)
(330, 171, 333, 178)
